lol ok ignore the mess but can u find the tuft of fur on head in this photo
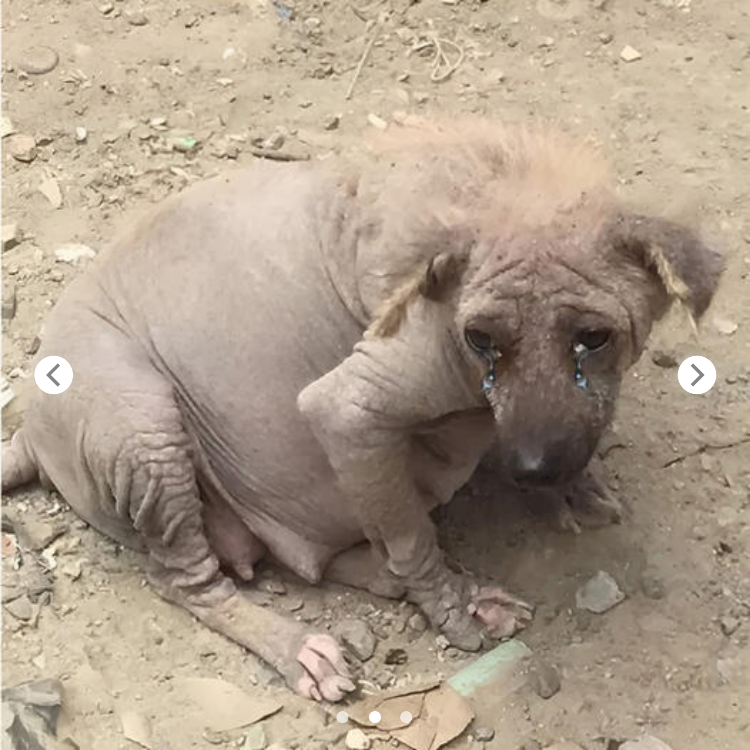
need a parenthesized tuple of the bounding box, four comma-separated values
(644, 243, 698, 333)
(353, 118, 614, 337)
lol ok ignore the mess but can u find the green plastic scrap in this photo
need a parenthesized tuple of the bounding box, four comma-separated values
(448, 639, 532, 697)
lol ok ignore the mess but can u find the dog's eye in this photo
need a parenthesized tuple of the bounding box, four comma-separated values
(465, 328, 493, 352)
(576, 329, 610, 351)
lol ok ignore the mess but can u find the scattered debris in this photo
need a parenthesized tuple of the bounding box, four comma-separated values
(242, 724, 268, 750)
(54, 243, 96, 263)
(345, 728, 371, 750)
(367, 113, 388, 130)
(473, 726, 496, 742)
(7, 134, 37, 163)
(2, 679, 64, 750)
(335, 619, 377, 661)
(121, 710, 154, 749)
(2, 281, 17, 321)
(38, 177, 63, 209)
(527, 657, 561, 699)
(650, 349, 678, 368)
(713, 317, 738, 336)
(575, 571, 625, 614)
(18, 46, 60, 75)
(620, 45, 642, 62)
(640, 569, 666, 600)
(170, 677, 281, 732)
(621, 737, 674, 750)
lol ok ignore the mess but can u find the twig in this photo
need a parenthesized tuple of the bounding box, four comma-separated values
(662, 436, 750, 468)
(346, 24, 381, 100)
(249, 147, 310, 162)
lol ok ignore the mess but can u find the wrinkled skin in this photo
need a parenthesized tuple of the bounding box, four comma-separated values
(2, 121, 723, 700)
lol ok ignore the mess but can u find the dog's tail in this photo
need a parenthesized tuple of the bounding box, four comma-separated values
(2, 429, 38, 492)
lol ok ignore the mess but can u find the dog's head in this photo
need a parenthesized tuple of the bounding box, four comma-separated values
(453, 210, 723, 485)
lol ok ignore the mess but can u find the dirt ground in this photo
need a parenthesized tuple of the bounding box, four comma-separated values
(2, 0, 749, 748)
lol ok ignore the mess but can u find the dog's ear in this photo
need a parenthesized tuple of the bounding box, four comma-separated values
(613, 214, 724, 322)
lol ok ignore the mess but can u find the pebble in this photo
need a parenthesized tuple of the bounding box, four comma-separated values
(384, 648, 408, 666)
(620, 45, 642, 62)
(18, 45, 59, 75)
(5, 595, 34, 621)
(75, 126, 88, 143)
(527, 657, 561, 699)
(621, 737, 674, 750)
(126, 11, 149, 26)
(2, 283, 17, 321)
(99, 3, 114, 14)
(713, 317, 738, 336)
(241, 724, 267, 750)
(261, 578, 287, 595)
(345, 728, 371, 750)
(38, 178, 63, 209)
(367, 113, 388, 130)
(335, 619, 376, 661)
(323, 114, 341, 131)
(719, 616, 740, 636)
(1, 116, 15, 138)
(262, 131, 285, 151)
(474, 726, 495, 742)
(650, 349, 678, 368)
(640, 569, 667, 600)
(599, 32, 614, 44)
(575, 571, 625, 614)
(408, 612, 428, 633)
(54, 243, 96, 263)
(7, 134, 37, 162)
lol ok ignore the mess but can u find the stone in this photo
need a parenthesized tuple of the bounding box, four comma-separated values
(5, 595, 34, 621)
(4, 511, 67, 551)
(1, 117, 15, 138)
(18, 46, 59, 75)
(367, 113, 388, 130)
(241, 724, 268, 750)
(323, 114, 341, 131)
(575, 571, 625, 614)
(54, 243, 96, 263)
(335, 619, 376, 661)
(408, 612, 428, 632)
(650, 349, 678, 368)
(719, 616, 740, 636)
(345, 728, 371, 750)
(2, 224, 20, 252)
(640, 570, 666, 600)
(713, 317, 738, 336)
(126, 11, 149, 26)
(474, 726, 495, 742)
(620, 737, 674, 750)
(260, 578, 287, 595)
(75, 126, 88, 142)
(38, 178, 63, 209)
(7, 134, 37, 162)
(2, 282, 17, 321)
(528, 658, 561, 699)
(620, 45, 642, 62)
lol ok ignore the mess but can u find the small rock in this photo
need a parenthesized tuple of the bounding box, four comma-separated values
(26, 337, 42, 356)
(576, 571, 625, 614)
(126, 11, 149, 26)
(241, 724, 267, 750)
(204, 728, 230, 745)
(435, 634, 450, 650)
(2, 282, 17, 321)
(61, 560, 83, 580)
(345, 728, 371, 750)
(599, 32, 614, 44)
(75, 126, 88, 142)
(262, 131, 285, 151)
(5, 595, 34, 621)
(650, 349, 678, 368)
(384, 648, 408, 666)
(640, 570, 666, 600)
(1, 117, 16, 138)
(283, 596, 304, 612)
(720, 616, 740, 636)
(538, 36, 555, 48)
(38, 178, 63, 209)
(620, 737, 674, 750)
(713, 317, 738, 336)
(261, 578, 287, 595)
(335, 619, 376, 661)
(7, 134, 37, 162)
(408, 612, 428, 633)
(4, 511, 67, 551)
(367, 113, 388, 130)
(474, 726, 495, 742)
(54, 243, 96, 263)
(99, 3, 114, 14)
(527, 658, 561, 699)
(620, 45, 642, 62)
(18, 46, 59, 75)
(323, 114, 341, 131)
